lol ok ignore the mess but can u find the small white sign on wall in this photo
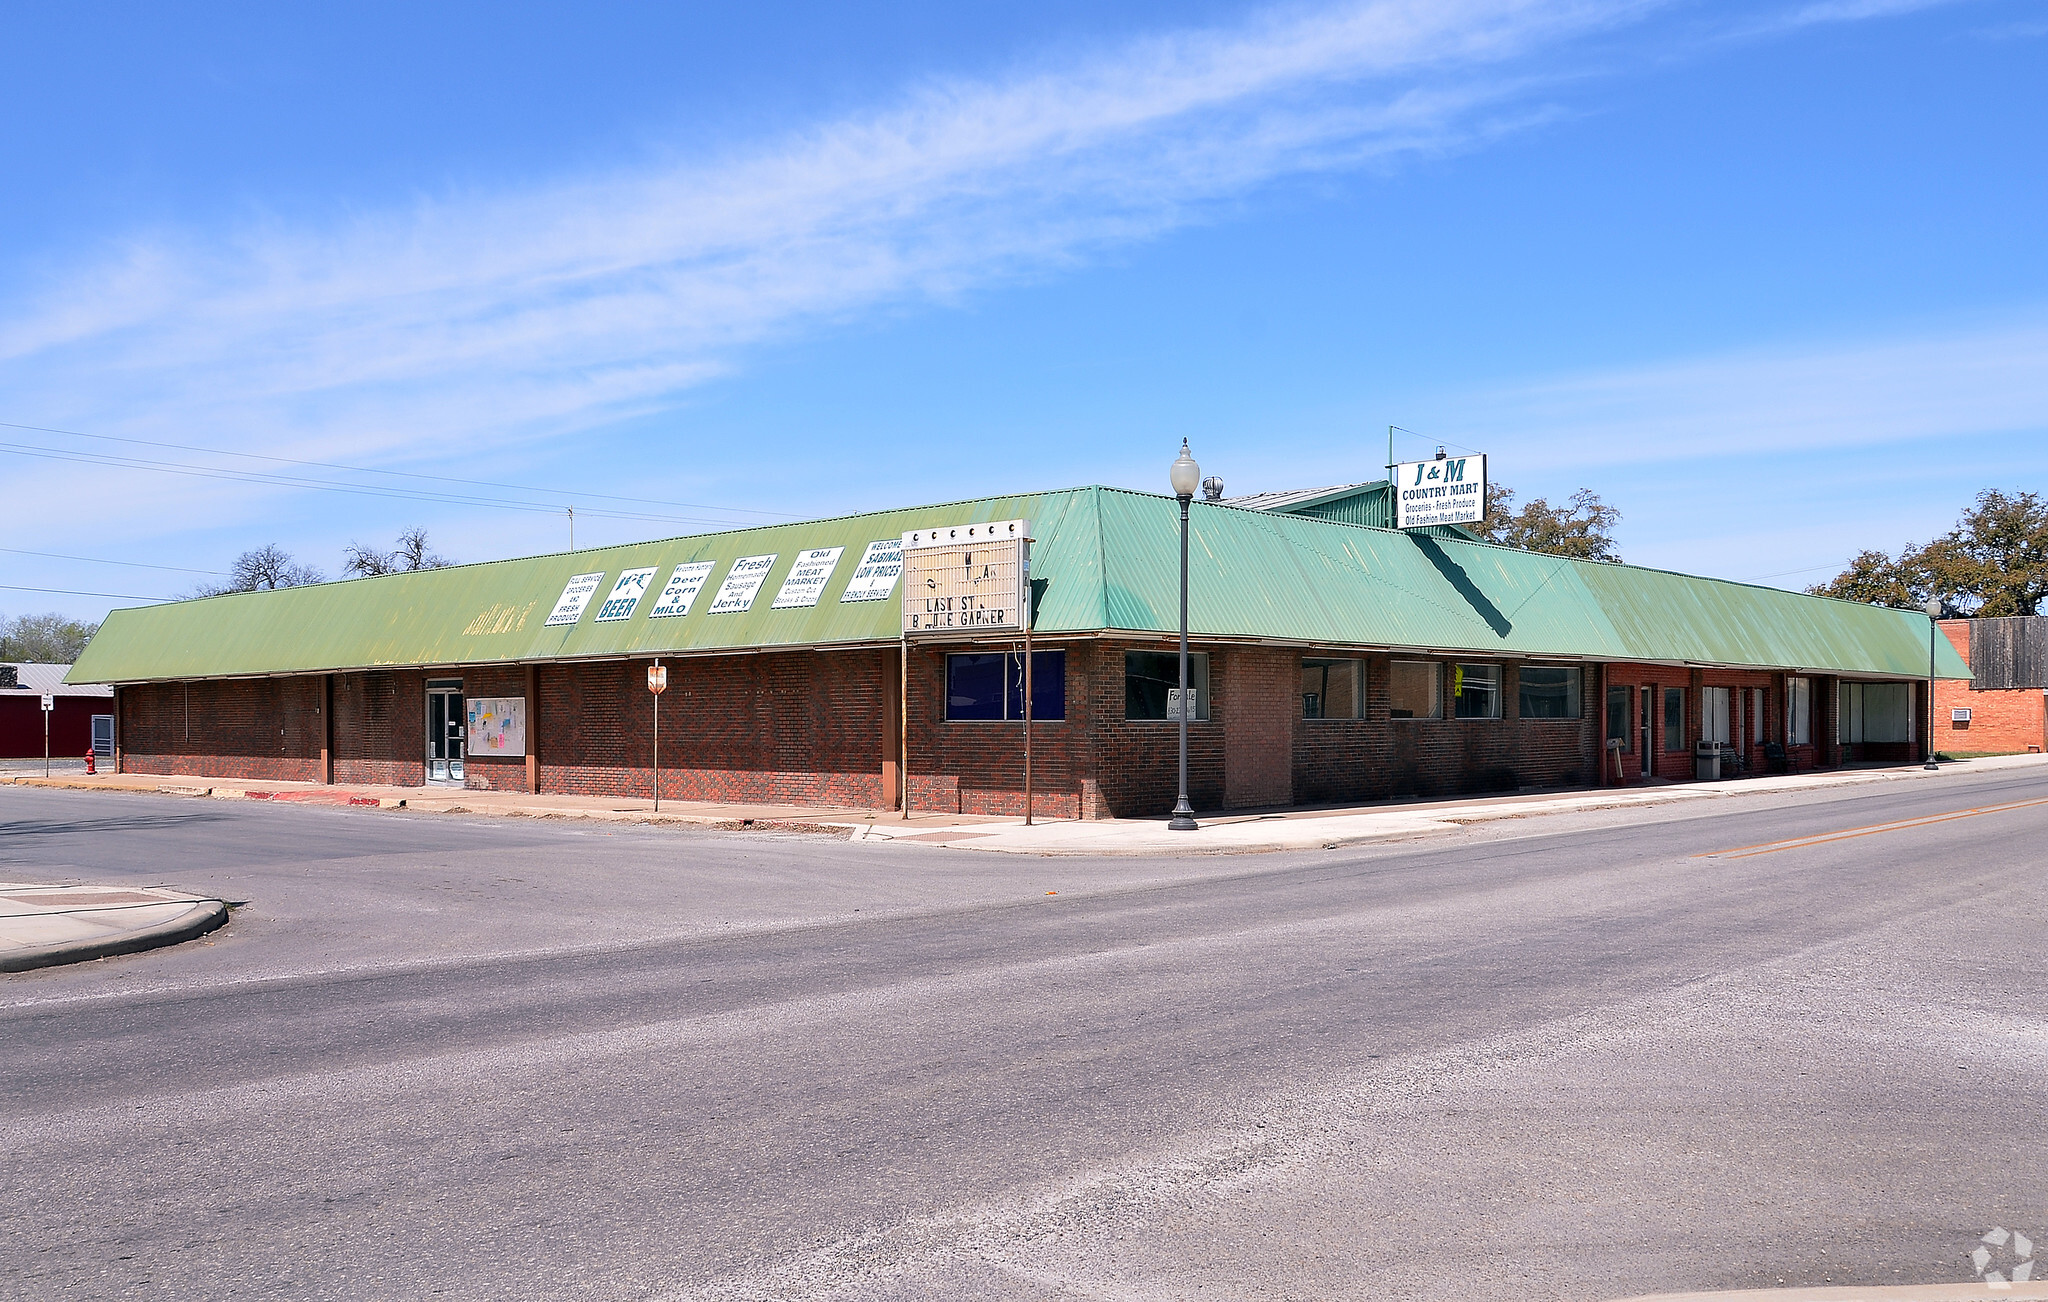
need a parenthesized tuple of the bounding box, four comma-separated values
(709, 555, 778, 614)
(593, 567, 659, 622)
(544, 572, 606, 627)
(772, 547, 845, 609)
(1952, 707, 1973, 722)
(466, 697, 527, 757)
(649, 560, 717, 619)
(841, 539, 904, 602)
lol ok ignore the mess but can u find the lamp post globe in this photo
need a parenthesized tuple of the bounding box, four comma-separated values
(1923, 595, 1942, 769)
(1170, 442, 1201, 500)
(1169, 441, 1201, 831)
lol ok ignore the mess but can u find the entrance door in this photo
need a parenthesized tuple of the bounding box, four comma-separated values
(426, 681, 465, 782)
(1639, 686, 1653, 777)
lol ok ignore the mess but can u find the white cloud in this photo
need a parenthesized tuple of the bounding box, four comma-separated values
(0, 0, 1649, 531)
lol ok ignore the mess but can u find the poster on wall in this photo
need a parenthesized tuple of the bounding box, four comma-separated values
(709, 554, 778, 614)
(593, 567, 659, 622)
(466, 697, 526, 758)
(1393, 454, 1487, 529)
(544, 572, 606, 626)
(771, 547, 845, 608)
(901, 519, 1029, 633)
(649, 560, 717, 618)
(840, 538, 903, 602)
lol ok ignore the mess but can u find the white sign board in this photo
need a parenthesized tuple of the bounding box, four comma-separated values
(1394, 454, 1487, 529)
(41, 693, 54, 712)
(902, 519, 1030, 634)
(709, 554, 778, 614)
(1952, 707, 1972, 722)
(649, 561, 717, 619)
(593, 566, 659, 622)
(1167, 688, 1198, 722)
(840, 539, 904, 602)
(466, 697, 526, 758)
(771, 547, 845, 609)
(544, 572, 607, 626)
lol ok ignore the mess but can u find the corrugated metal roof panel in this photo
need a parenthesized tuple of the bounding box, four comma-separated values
(67, 483, 1968, 683)
(4, 663, 113, 697)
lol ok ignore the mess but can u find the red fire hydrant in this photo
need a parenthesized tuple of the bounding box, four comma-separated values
(84, 747, 96, 775)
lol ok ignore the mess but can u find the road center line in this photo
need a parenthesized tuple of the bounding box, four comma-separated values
(1698, 795, 2048, 859)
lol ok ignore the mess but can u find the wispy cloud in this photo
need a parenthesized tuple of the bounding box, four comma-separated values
(0, 0, 1993, 562)
(0, 0, 1651, 519)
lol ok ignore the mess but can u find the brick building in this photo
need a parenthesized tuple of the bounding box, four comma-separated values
(1933, 618, 2048, 755)
(69, 484, 1967, 816)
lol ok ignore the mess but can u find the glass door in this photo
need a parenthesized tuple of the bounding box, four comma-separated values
(427, 681, 465, 782)
(1639, 686, 1653, 777)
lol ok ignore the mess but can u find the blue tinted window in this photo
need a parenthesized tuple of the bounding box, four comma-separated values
(946, 650, 1065, 721)
(946, 653, 1006, 720)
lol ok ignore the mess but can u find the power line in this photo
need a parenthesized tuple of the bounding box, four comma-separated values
(0, 583, 171, 602)
(0, 420, 800, 521)
(0, 547, 226, 576)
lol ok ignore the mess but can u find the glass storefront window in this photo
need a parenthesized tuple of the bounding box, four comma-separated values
(1388, 661, 1440, 720)
(1452, 664, 1501, 719)
(1301, 658, 1364, 720)
(1520, 665, 1583, 719)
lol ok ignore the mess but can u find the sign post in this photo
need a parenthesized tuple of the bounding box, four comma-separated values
(902, 519, 1032, 822)
(647, 662, 668, 812)
(42, 693, 54, 777)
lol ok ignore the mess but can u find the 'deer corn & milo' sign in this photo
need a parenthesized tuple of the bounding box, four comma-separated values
(901, 519, 1029, 634)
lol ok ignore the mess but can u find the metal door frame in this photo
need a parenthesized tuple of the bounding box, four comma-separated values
(426, 679, 465, 783)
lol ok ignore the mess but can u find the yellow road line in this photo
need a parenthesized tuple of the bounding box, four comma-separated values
(1698, 795, 2048, 859)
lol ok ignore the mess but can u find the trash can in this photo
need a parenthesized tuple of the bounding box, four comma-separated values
(1694, 740, 1722, 781)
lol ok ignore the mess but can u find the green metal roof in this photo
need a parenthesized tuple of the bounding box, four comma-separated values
(68, 485, 1967, 683)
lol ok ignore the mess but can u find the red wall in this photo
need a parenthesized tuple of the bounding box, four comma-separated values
(114, 644, 1937, 813)
(1933, 621, 2046, 754)
(0, 695, 110, 759)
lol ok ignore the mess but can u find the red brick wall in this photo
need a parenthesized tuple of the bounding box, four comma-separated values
(541, 651, 891, 808)
(911, 641, 1088, 818)
(1287, 656, 1600, 803)
(461, 665, 530, 793)
(1934, 620, 2046, 753)
(1597, 665, 1817, 782)
(119, 677, 325, 782)
(1224, 648, 1295, 809)
(1082, 641, 1226, 818)
(332, 670, 425, 786)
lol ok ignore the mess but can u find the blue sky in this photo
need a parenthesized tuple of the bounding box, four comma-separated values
(3, 0, 2045, 621)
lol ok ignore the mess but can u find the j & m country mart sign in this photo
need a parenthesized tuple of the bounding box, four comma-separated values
(1395, 454, 1486, 530)
(901, 519, 1029, 633)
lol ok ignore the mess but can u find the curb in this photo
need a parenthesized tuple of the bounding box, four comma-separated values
(0, 897, 230, 974)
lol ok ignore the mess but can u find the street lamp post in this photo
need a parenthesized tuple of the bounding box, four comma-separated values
(1169, 441, 1201, 831)
(1923, 596, 1942, 770)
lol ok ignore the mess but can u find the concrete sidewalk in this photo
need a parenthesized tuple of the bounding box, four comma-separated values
(0, 882, 229, 972)
(9, 752, 2046, 856)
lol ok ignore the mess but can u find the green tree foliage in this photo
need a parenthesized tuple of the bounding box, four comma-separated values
(1808, 490, 2048, 615)
(0, 612, 101, 662)
(1478, 483, 1624, 563)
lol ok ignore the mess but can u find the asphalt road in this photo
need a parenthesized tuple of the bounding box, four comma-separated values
(3, 771, 2045, 1300)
